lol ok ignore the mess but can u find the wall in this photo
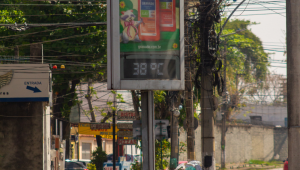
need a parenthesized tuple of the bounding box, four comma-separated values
(179, 123, 278, 164)
(0, 102, 44, 170)
(273, 128, 288, 160)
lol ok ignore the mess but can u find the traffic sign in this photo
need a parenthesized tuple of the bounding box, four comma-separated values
(0, 64, 50, 102)
(155, 120, 169, 140)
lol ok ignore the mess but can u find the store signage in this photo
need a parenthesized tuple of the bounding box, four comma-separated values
(118, 139, 137, 145)
(90, 123, 111, 130)
(117, 131, 133, 137)
(117, 111, 137, 120)
(117, 123, 133, 129)
(78, 123, 119, 139)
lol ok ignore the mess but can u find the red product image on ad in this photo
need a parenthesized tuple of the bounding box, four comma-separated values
(138, 0, 161, 41)
(159, 0, 176, 32)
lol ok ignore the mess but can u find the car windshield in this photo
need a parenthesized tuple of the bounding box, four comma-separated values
(65, 162, 85, 168)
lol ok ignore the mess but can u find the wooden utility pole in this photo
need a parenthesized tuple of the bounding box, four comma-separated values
(185, 0, 195, 161)
(14, 46, 19, 63)
(287, 0, 300, 169)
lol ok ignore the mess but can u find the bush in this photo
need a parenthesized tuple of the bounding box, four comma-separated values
(87, 163, 96, 170)
(91, 147, 107, 170)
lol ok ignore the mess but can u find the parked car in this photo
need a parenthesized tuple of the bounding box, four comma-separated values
(71, 159, 91, 166)
(65, 160, 88, 170)
(107, 154, 113, 162)
(283, 158, 288, 170)
(107, 154, 134, 162)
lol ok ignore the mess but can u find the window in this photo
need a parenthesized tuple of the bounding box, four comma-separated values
(82, 143, 91, 159)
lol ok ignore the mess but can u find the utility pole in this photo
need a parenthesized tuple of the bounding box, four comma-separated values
(170, 92, 179, 170)
(287, 0, 300, 169)
(221, 43, 227, 168)
(185, 0, 195, 161)
(199, 1, 215, 169)
(14, 46, 19, 63)
(30, 44, 42, 63)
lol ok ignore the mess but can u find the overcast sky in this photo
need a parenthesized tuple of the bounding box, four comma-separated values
(224, 0, 286, 76)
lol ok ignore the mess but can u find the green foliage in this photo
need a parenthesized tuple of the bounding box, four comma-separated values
(0, 0, 108, 119)
(216, 19, 270, 114)
(131, 159, 142, 170)
(154, 91, 166, 104)
(91, 147, 107, 170)
(219, 19, 269, 83)
(87, 163, 97, 170)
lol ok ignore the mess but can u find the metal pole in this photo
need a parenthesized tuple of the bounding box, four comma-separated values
(77, 104, 80, 162)
(77, 133, 80, 162)
(160, 122, 163, 170)
(113, 92, 116, 170)
(170, 94, 179, 170)
(287, 0, 300, 169)
(141, 91, 155, 170)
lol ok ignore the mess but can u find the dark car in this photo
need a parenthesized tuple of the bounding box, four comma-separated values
(65, 161, 88, 170)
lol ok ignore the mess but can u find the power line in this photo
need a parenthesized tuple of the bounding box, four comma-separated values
(0, 31, 102, 50)
(0, 12, 105, 17)
(0, 22, 106, 27)
(0, 3, 106, 6)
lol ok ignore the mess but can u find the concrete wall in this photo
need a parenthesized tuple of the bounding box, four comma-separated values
(0, 102, 44, 170)
(274, 128, 288, 160)
(179, 123, 278, 164)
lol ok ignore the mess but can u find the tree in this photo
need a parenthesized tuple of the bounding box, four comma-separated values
(0, 0, 107, 158)
(246, 73, 286, 105)
(218, 19, 270, 117)
(90, 147, 107, 170)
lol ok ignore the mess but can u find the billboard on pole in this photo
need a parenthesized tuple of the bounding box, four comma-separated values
(107, 0, 184, 90)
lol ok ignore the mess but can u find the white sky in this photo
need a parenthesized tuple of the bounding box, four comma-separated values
(224, 0, 286, 76)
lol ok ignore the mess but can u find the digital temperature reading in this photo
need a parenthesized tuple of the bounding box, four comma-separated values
(133, 63, 164, 76)
(123, 58, 178, 79)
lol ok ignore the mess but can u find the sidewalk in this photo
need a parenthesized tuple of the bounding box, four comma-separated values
(216, 163, 283, 170)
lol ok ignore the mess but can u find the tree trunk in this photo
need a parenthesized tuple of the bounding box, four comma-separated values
(131, 90, 140, 120)
(86, 79, 96, 122)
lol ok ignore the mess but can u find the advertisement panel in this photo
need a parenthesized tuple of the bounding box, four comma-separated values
(107, 0, 184, 90)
